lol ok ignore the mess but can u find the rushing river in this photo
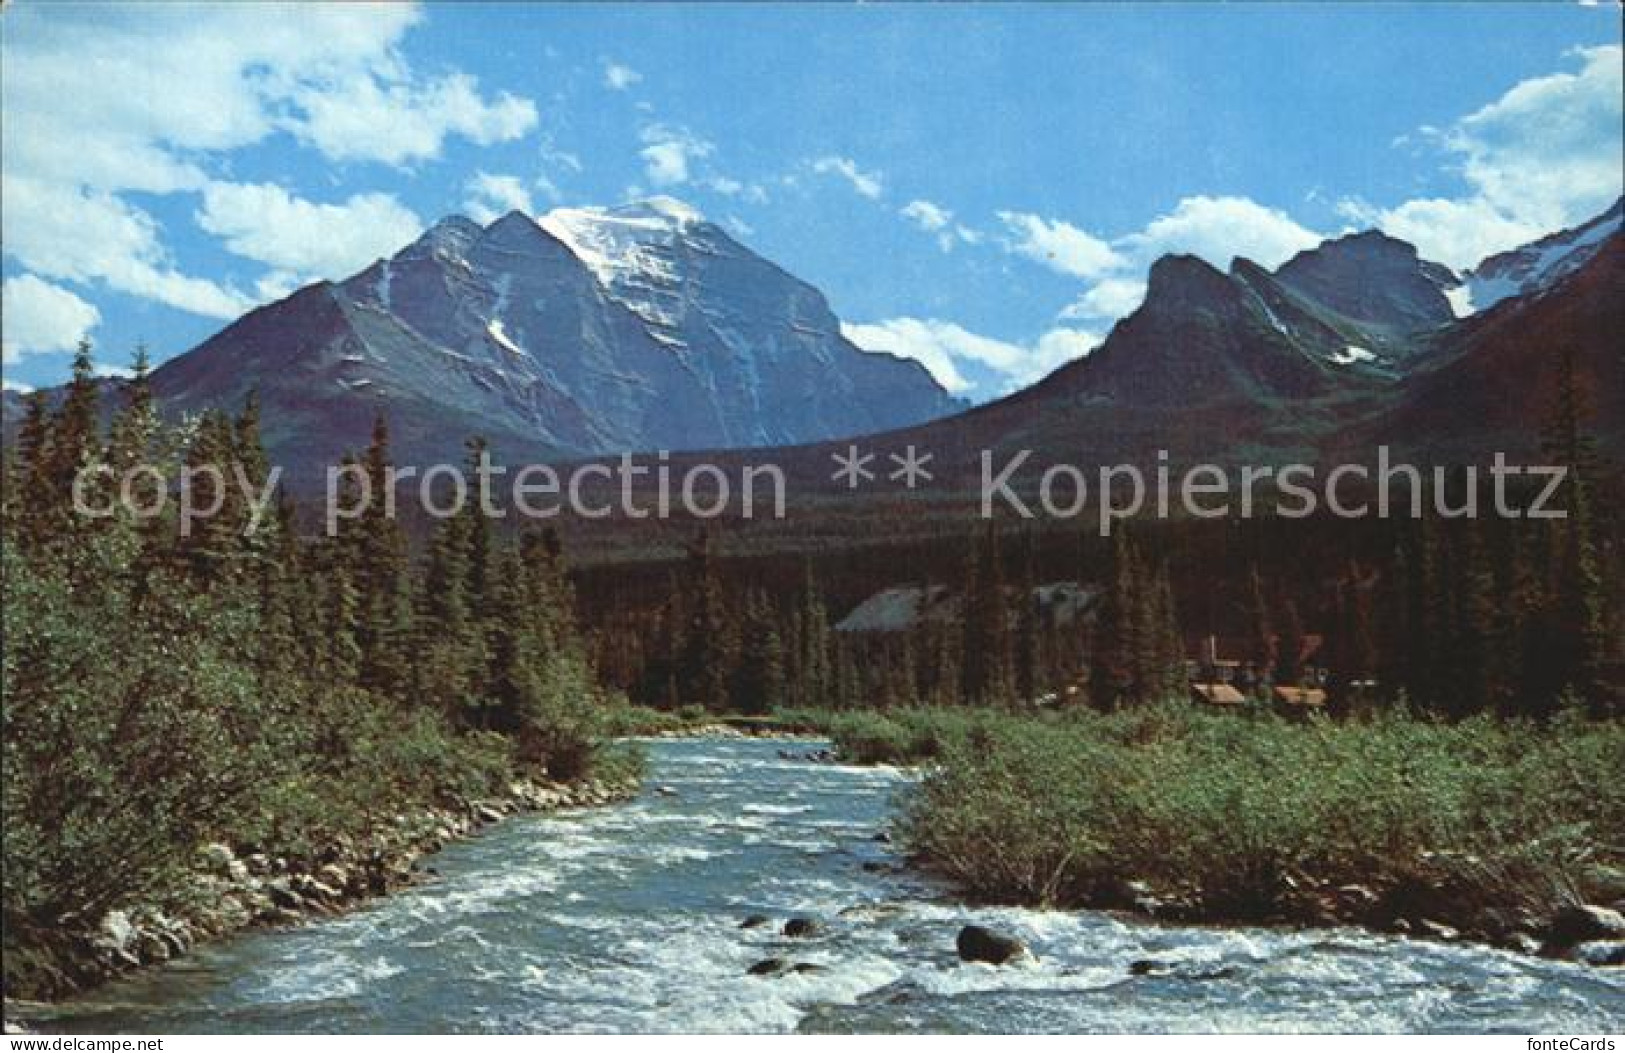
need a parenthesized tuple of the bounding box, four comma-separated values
(31, 738, 1625, 1034)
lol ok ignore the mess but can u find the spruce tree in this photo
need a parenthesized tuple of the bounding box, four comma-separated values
(1014, 531, 1040, 703)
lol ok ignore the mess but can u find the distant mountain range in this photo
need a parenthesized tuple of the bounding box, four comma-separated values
(87, 197, 960, 477)
(886, 196, 1622, 478)
(3, 196, 1620, 483)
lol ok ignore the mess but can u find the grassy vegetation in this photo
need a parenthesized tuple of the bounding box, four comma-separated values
(809, 703, 1625, 937)
(777, 706, 1001, 764)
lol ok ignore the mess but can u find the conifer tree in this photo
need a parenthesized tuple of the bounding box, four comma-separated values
(1014, 532, 1040, 703)
(678, 529, 735, 709)
(733, 589, 785, 714)
(961, 522, 1012, 705)
(1242, 562, 1273, 696)
(1090, 529, 1141, 709)
(12, 392, 55, 552)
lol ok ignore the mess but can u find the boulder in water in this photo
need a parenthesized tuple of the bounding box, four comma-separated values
(739, 914, 771, 930)
(956, 924, 1027, 965)
(747, 957, 790, 976)
(783, 917, 825, 938)
(1546, 904, 1625, 948)
(1575, 941, 1625, 967)
(1129, 958, 1171, 977)
(791, 962, 829, 975)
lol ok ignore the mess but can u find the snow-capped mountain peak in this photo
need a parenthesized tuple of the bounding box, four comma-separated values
(1455, 196, 1623, 314)
(538, 197, 707, 288)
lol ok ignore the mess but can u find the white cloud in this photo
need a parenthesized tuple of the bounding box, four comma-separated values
(5, 5, 537, 179)
(0, 3, 537, 319)
(1337, 196, 1545, 272)
(640, 125, 713, 186)
(997, 212, 1122, 280)
(901, 199, 978, 251)
(842, 318, 1099, 394)
(2, 274, 102, 363)
(604, 62, 643, 91)
(1348, 45, 1622, 268)
(462, 172, 536, 224)
(1118, 195, 1322, 271)
(197, 182, 423, 279)
(812, 156, 884, 200)
(292, 72, 537, 166)
(1019, 195, 1321, 326)
(901, 199, 953, 232)
(1061, 278, 1147, 322)
(2, 176, 253, 319)
(3, 379, 37, 394)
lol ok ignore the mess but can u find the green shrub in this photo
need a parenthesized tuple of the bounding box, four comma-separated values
(900, 703, 1625, 923)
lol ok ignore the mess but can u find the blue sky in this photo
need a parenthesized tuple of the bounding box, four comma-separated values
(2, 2, 1620, 398)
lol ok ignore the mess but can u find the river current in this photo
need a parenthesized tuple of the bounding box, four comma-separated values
(32, 738, 1625, 1033)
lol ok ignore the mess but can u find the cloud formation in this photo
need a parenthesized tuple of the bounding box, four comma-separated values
(604, 62, 643, 91)
(463, 172, 538, 224)
(901, 199, 980, 251)
(0, 3, 537, 321)
(2, 275, 103, 363)
(197, 182, 423, 281)
(813, 156, 885, 200)
(843, 318, 1099, 393)
(996, 212, 1122, 280)
(292, 73, 537, 167)
(1341, 45, 1623, 269)
(640, 125, 714, 186)
(998, 195, 1323, 326)
(4, 178, 254, 319)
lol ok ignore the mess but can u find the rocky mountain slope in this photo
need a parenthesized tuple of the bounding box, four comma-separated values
(140, 197, 959, 477)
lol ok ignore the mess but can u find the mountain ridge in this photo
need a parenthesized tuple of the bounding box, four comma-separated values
(3, 199, 1620, 487)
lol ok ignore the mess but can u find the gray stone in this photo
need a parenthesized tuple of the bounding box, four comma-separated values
(1547, 904, 1625, 947)
(265, 878, 303, 910)
(748, 957, 790, 976)
(1575, 941, 1625, 967)
(956, 924, 1028, 965)
(783, 917, 825, 938)
(94, 910, 137, 956)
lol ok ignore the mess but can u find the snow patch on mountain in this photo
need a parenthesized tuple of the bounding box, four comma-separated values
(1330, 345, 1377, 366)
(1461, 200, 1622, 313)
(1444, 285, 1475, 319)
(538, 197, 711, 342)
(539, 198, 701, 287)
(375, 261, 394, 311)
(487, 319, 526, 357)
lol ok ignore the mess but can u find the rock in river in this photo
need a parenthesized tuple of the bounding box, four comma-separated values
(956, 924, 1028, 965)
(1546, 904, 1625, 948)
(748, 957, 790, 976)
(783, 917, 825, 938)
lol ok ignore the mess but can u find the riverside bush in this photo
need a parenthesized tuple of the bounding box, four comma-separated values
(889, 704, 1624, 924)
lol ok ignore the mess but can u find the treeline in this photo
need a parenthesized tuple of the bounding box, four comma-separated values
(589, 521, 1187, 714)
(2, 342, 617, 986)
(587, 363, 1618, 720)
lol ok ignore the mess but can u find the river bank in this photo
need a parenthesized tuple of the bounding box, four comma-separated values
(801, 705, 1625, 968)
(20, 738, 1623, 1034)
(4, 769, 639, 1012)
